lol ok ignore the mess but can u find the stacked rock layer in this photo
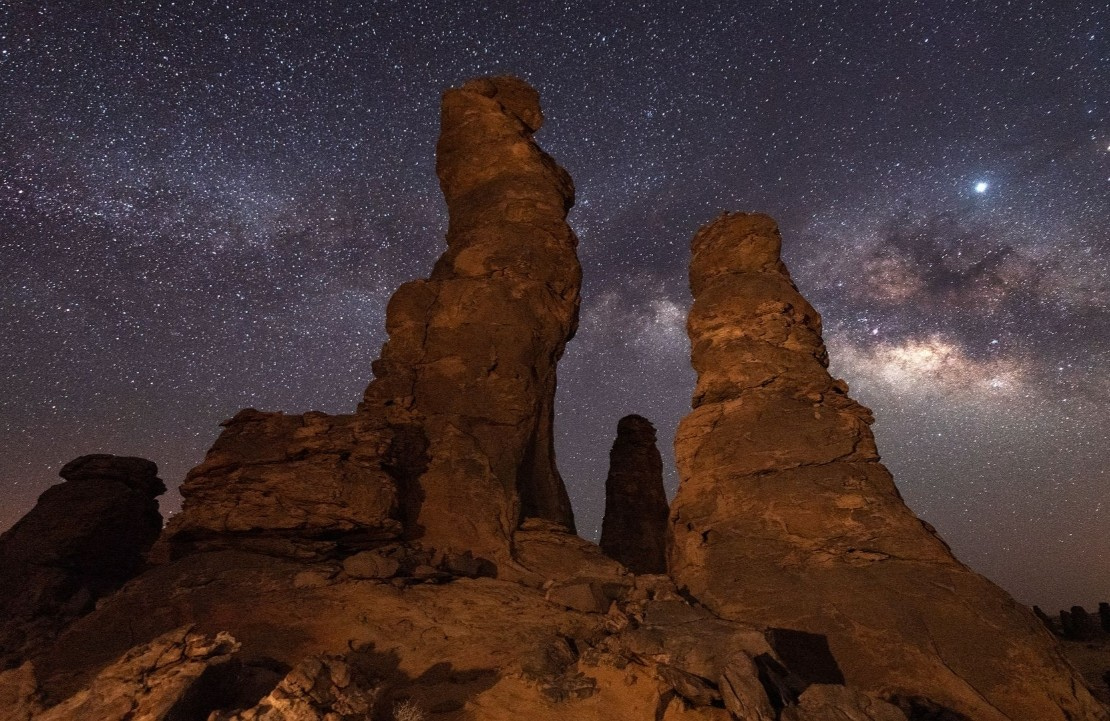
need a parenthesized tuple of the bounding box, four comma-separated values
(667, 212, 1104, 720)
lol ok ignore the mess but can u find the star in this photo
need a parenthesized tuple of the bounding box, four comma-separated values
(974, 181, 989, 193)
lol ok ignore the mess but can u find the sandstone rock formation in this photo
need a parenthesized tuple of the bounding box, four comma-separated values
(360, 75, 582, 562)
(167, 76, 581, 572)
(165, 410, 401, 560)
(667, 212, 1105, 720)
(3, 80, 1106, 721)
(599, 415, 669, 574)
(0, 454, 164, 669)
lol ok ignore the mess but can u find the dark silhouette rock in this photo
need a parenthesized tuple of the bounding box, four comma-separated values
(1071, 606, 1100, 641)
(599, 415, 669, 574)
(667, 212, 1105, 721)
(359, 75, 582, 564)
(1033, 605, 1059, 634)
(1100, 602, 1110, 633)
(1061, 610, 1076, 637)
(0, 454, 164, 669)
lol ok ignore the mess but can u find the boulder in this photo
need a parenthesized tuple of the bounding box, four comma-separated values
(780, 684, 908, 721)
(212, 654, 381, 721)
(0, 454, 164, 669)
(167, 410, 400, 559)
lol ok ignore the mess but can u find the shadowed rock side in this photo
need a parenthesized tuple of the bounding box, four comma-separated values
(599, 415, 669, 574)
(667, 212, 1106, 721)
(0, 455, 164, 670)
(361, 75, 582, 561)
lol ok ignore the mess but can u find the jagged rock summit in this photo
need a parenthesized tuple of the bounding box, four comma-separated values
(599, 415, 669, 574)
(668, 211, 1105, 721)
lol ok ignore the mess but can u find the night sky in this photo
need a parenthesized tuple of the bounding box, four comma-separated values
(2, 1, 1107, 610)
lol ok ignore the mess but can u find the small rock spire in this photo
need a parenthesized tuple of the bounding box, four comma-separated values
(599, 415, 669, 574)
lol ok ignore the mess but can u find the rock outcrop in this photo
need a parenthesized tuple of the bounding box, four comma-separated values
(360, 75, 582, 563)
(0, 454, 164, 669)
(167, 76, 581, 572)
(667, 212, 1105, 720)
(165, 410, 401, 560)
(599, 415, 669, 574)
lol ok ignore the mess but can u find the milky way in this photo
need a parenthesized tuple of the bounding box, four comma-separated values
(2, 1, 1107, 609)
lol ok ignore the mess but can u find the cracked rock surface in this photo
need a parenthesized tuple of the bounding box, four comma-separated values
(667, 212, 1106, 721)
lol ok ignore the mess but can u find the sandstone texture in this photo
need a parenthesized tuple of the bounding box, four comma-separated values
(599, 415, 669, 574)
(4, 548, 915, 721)
(667, 212, 1106, 721)
(166, 409, 401, 560)
(361, 75, 582, 564)
(0, 455, 164, 669)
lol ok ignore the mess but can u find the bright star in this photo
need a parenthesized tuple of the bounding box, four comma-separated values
(974, 181, 989, 193)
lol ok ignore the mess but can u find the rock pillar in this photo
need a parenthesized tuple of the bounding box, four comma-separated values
(668, 212, 1105, 721)
(362, 76, 581, 563)
(599, 415, 668, 573)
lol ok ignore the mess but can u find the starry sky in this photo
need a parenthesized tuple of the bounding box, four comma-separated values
(2, 1, 1107, 610)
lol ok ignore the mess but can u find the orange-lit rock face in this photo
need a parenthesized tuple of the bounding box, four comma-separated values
(668, 212, 1106, 721)
(362, 76, 581, 564)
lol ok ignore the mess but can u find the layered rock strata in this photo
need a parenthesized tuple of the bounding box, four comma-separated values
(166, 410, 401, 560)
(599, 415, 669, 574)
(361, 75, 582, 561)
(667, 212, 1105, 721)
(0, 455, 164, 669)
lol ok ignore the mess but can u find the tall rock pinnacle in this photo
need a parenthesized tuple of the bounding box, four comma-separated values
(362, 76, 581, 562)
(668, 213, 1105, 720)
(599, 415, 669, 574)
